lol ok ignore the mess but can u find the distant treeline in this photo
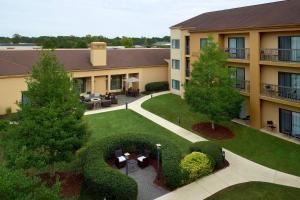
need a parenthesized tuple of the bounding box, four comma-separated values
(0, 34, 170, 48)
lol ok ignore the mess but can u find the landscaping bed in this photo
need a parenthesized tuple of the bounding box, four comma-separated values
(192, 123, 234, 140)
(142, 93, 300, 177)
(39, 172, 83, 198)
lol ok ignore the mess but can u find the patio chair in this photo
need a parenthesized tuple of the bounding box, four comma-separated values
(115, 149, 126, 168)
(137, 149, 151, 168)
(267, 121, 276, 131)
(110, 95, 118, 104)
(85, 101, 94, 110)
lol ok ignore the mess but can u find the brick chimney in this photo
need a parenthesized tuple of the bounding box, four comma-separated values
(90, 42, 107, 66)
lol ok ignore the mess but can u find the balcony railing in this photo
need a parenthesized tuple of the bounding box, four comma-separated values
(185, 69, 190, 78)
(260, 49, 300, 63)
(261, 83, 300, 102)
(225, 48, 250, 60)
(186, 47, 190, 55)
(233, 80, 250, 93)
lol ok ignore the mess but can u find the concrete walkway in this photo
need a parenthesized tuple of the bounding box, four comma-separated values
(127, 92, 300, 200)
(84, 91, 300, 200)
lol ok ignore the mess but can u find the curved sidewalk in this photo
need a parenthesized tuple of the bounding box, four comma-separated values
(127, 92, 300, 200)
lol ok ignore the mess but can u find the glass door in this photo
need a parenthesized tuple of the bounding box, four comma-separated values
(292, 112, 300, 138)
(291, 36, 300, 62)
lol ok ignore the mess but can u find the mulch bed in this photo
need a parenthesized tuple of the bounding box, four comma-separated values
(192, 122, 235, 140)
(39, 172, 84, 198)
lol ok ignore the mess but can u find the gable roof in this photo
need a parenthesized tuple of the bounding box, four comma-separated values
(171, 0, 300, 32)
(0, 48, 170, 77)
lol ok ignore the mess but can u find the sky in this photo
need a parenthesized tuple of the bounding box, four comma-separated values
(0, 0, 280, 38)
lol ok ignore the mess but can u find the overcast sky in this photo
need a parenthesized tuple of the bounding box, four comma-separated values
(0, 0, 279, 38)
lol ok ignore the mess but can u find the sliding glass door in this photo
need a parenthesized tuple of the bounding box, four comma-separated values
(279, 36, 300, 62)
(228, 38, 245, 59)
(278, 72, 300, 100)
(280, 109, 300, 138)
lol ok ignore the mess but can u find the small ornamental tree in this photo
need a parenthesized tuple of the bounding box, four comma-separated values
(3, 51, 88, 172)
(185, 37, 243, 130)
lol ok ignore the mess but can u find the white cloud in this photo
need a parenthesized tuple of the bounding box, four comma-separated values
(0, 0, 280, 37)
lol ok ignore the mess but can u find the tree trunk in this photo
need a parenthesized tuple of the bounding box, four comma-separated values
(211, 121, 215, 131)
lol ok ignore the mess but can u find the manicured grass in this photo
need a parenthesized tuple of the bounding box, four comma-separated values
(142, 94, 300, 177)
(85, 109, 191, 155)
(206, 182, 300, 200)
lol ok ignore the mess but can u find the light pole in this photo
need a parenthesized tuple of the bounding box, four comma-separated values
(156, 144, 161, 180)
(124, 152, 130, 175)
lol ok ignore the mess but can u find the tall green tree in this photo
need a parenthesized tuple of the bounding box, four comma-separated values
(2, 51, 88, 171)
(121, 36, 134, 48)
(185, 37, 243, 130)
(12, 33, 22, 44)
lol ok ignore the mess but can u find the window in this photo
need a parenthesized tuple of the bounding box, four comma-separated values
(21, 91, 30, 105)
(172, 79, 180, 90)
(228, 37, 245, 59)
(200, 38, 208, 49)
(278, 72, 300, 100)
(111, 75, 123, 90)
(279, 109, 300, 138)
(230, 67, 245, 89)
(279, 36, 300, 62)
(171, 39, 180, 49)
(172, 59, 180, 69)
(74, 78, 86, 93)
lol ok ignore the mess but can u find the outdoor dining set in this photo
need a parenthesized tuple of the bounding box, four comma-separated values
(115, 149, 151, 173)
(80, 93, 118, 110)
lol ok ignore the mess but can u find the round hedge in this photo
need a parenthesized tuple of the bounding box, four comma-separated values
(81, 133, 185, 200)
(180, 152, 214, 183)
(190, 141, 224, 168)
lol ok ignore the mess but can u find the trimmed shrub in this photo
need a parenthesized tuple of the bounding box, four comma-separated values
(180, 152, 214, 183)
(190, 141, 224, 168)
(145, 82, 169, 92)
(82, 133, 184, 200)
(0, 165, 62, 200)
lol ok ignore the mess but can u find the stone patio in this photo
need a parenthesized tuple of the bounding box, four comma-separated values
(119, 164, 169, 200)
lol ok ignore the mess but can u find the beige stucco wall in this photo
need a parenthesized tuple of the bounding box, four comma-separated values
(0, 65, 168, 115)
(260, 31, 300, 49)
(261, 65, 300, 85)
(94, 76, 107, 94)
(261, 100, 300, 133)
(0, 76, 27, 114)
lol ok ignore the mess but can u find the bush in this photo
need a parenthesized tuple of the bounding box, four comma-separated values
(0, 165, 62, 200)
(82, 133, 185, 199)
(180, 152, 214, 183)
(145, 82, 169, 92)
(190, 141, 224, 168)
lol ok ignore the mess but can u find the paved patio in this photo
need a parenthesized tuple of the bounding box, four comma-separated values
(119, 164, 169, 200)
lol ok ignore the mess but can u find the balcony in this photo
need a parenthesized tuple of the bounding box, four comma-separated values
(260, 49, 300, 63)
(185, 69, 190, 78)
(225, 48, 250, 60)
(233, 80, 250, 93)
(261, 83, 300, 102)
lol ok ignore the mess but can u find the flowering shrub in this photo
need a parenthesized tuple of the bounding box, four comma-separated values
(180, 152, 214, 183)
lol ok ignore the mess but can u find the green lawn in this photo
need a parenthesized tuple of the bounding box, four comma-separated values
(206, 182, 300, 200)
(85, 109, 191, 155)
(142, 94, 300, 177)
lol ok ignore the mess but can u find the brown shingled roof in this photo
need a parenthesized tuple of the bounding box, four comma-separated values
(0, 48, 170, 76)
(171, 0, 300, 32)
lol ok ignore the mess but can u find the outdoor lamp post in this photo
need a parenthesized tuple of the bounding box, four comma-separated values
(156, 144, 161, 180)
(124, 152, 130, 175)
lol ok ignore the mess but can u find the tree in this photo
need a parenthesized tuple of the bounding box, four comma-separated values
(0, 165, 62, 200)
(121, 36, 134, 48)
(184, 37, 243, 130)
(12, 33, 22, 44)
(2, 51, 88, 172)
